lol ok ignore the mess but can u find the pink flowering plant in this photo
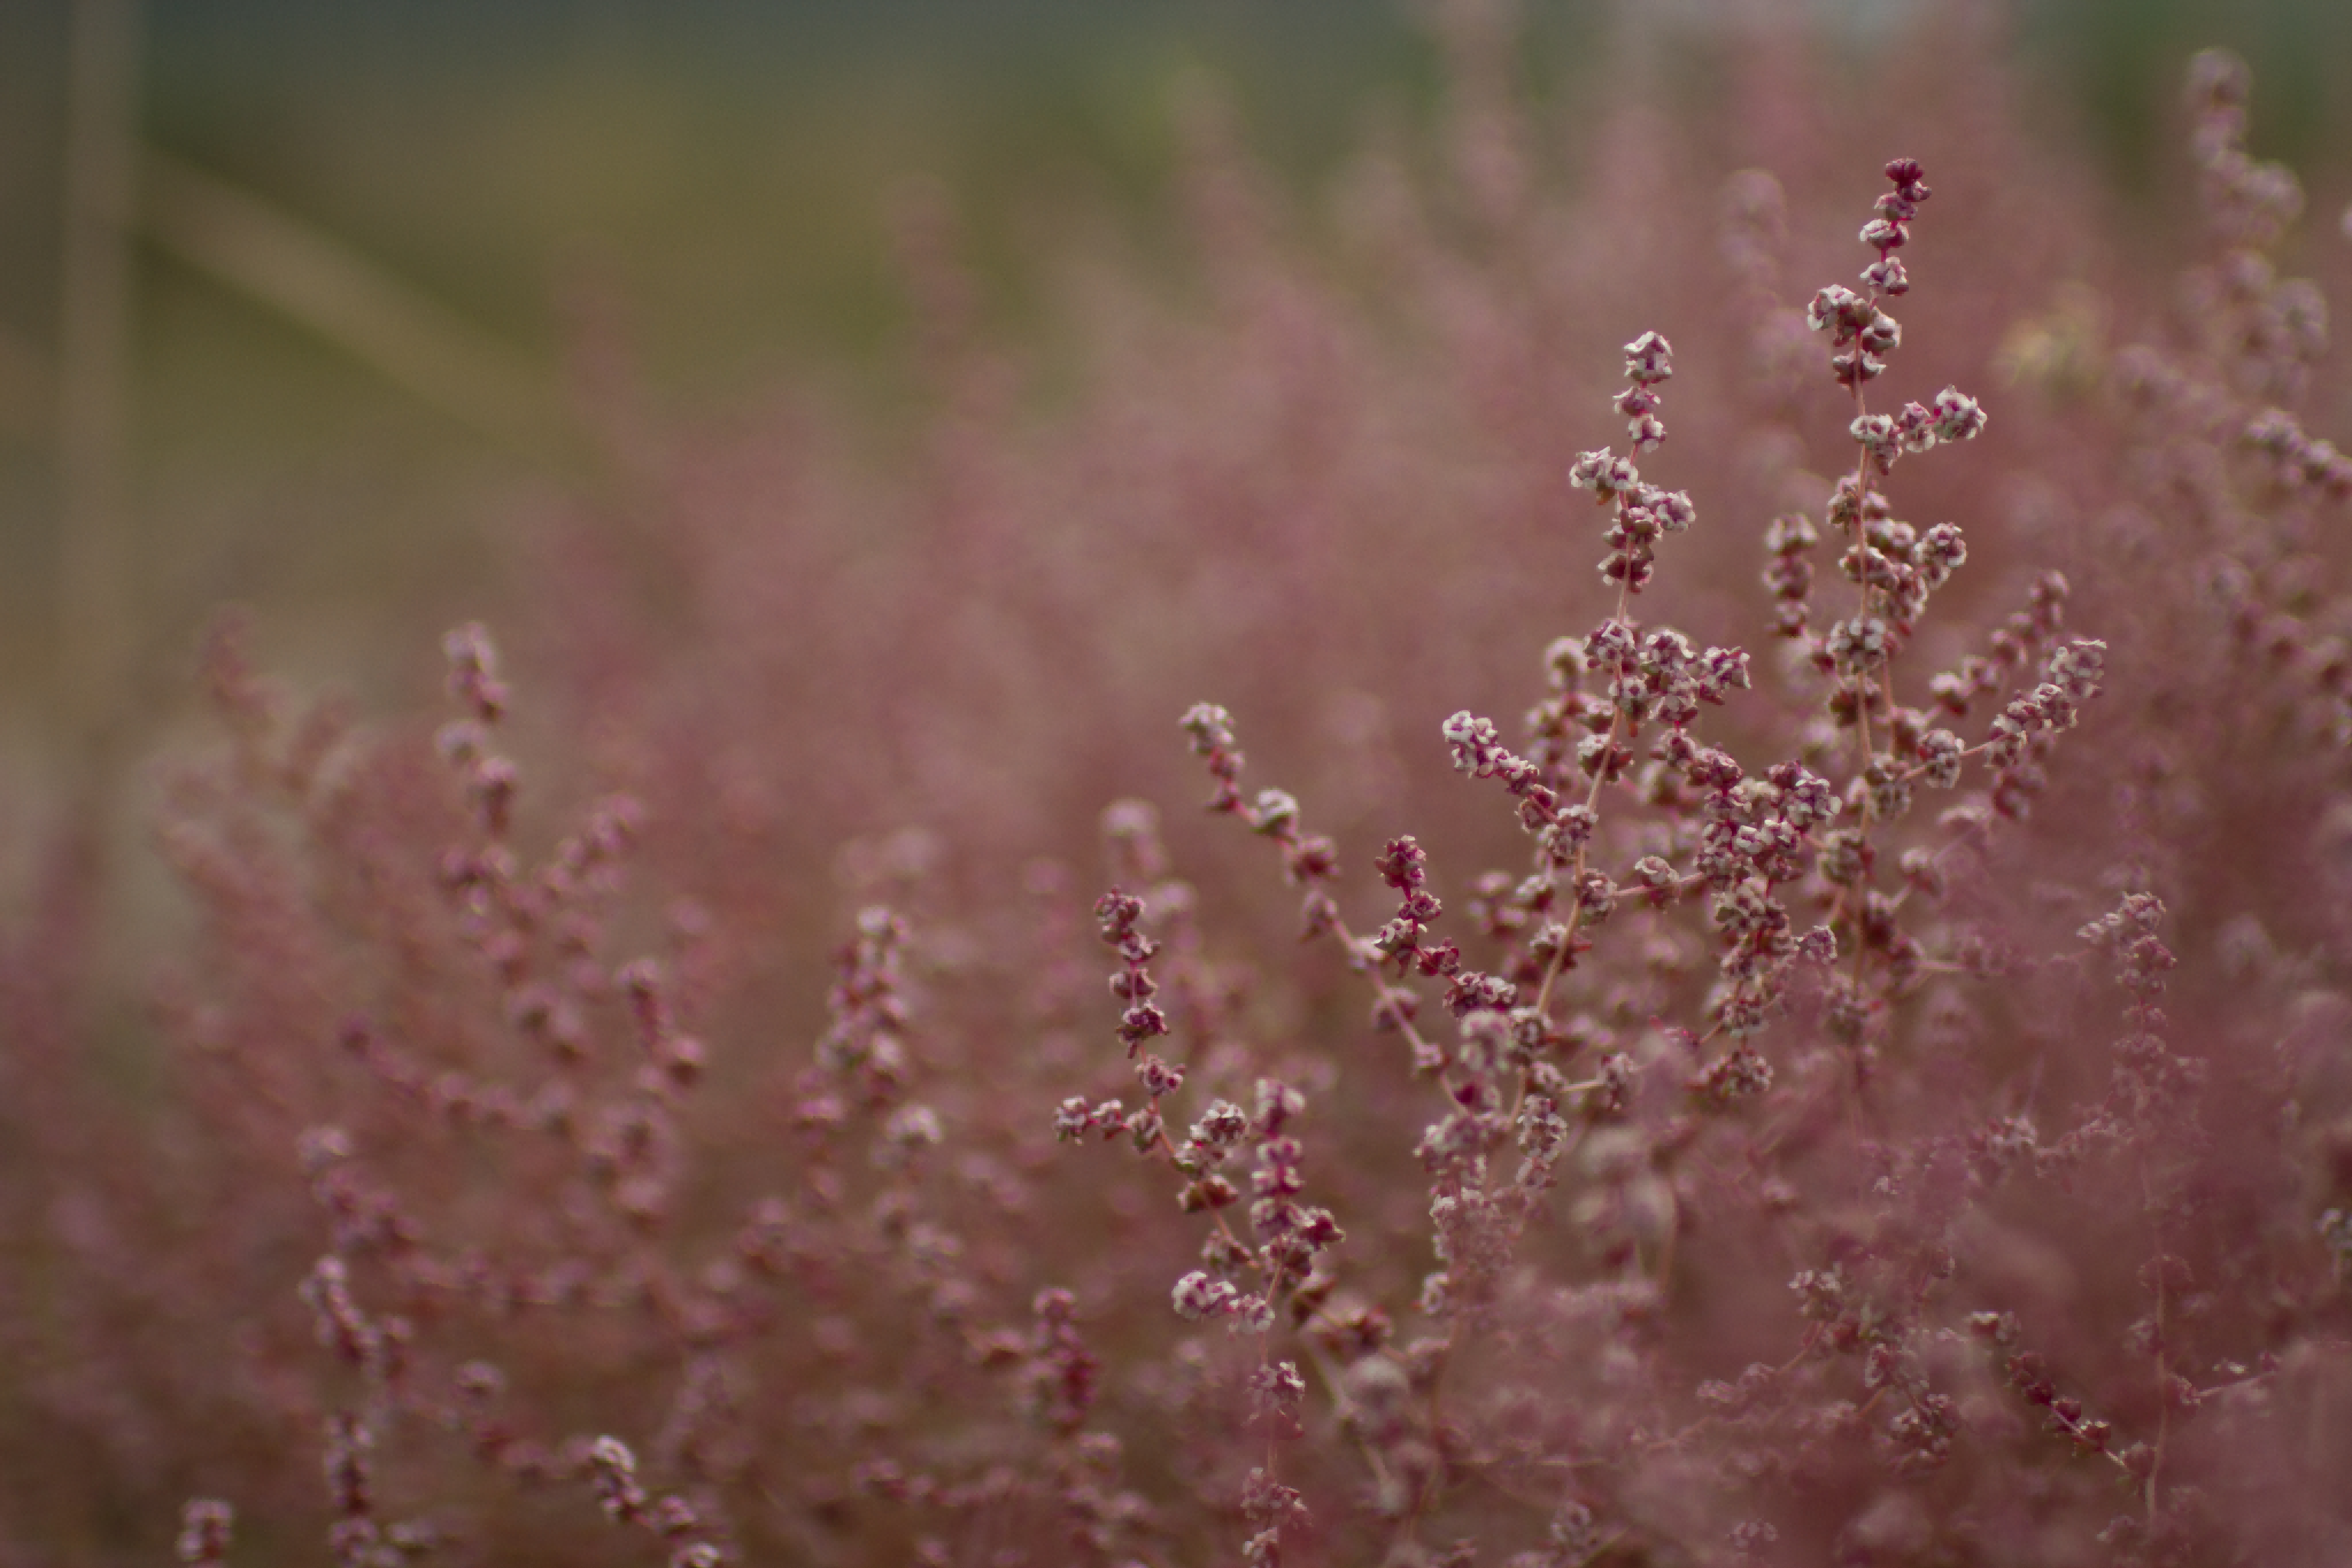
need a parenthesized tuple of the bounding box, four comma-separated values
(4, 21, 2352, 1568)
(1047, 156, 2139, 1565)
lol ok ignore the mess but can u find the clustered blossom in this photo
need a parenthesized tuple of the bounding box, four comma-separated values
(1569, 332, 1696, 591)
(1180, 700, 1245, 811)
(1076, 1050, 1343, 1557)
(1849, 387, 1985, 475)
(1413, 1006, 1571, 1317)
(2187, 49, 2305, 250)
(299, 1253, 402, 1380)
(291, 1249, 450, 1568)
(1859, 156, 1929, 291)
(1980, 636, 2106, 818)
(1809, 489, 1972, 717)
(1762, 511, 1820, 638)
(1240, 1466, 1309, 1568)
(1444, 706, 1610, 838)
(1507, 619, 1753, 796)
(1990, 1331, 2129, 1468)
(1184, 701, 1339, 929)
(1061, 797, 1347, 1358)
(1096, 890, 1168, 1055)
(1614, 328, 1674, 450)
(440, 620, 509, 723)
(1784, 158, 2022, 831)
(1823, 613, 1890, 673)
(1170, 1078, 1343, 1325)
(1042, 765, 1379, 1562)
(581, 1437, 722, 1568)
(1808, 281, 1895, 385)
(1686, 1040, 1771, 1108)
(1021, 1288, 1100, 1436)
(812, 907, 914, 1102)
(438, 622, 517, 837)
(1060, 887, 1193, 1154)
(1686, 758, 1845, 1038)
(175, 1501, 235, 1566)
(1367, 835, 1465, 1046)
(2242, 405, 2352, 498)
(1805, 160, 1988, 486)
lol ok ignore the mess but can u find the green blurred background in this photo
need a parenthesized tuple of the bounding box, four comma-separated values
(0, 0, 2347, 753)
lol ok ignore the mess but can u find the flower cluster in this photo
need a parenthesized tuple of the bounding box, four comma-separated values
(1108, 122, 2173, 1561)
(1055, 813, 1350, 1565)
(1568, 333, 1696, 591)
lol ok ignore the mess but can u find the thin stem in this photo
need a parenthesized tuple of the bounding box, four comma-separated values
(1846, 367, 1880, 765)
(60, 0, 140, 739)
(1529, 734, 1619, 1023)
(1533, 573, 1634, 1022)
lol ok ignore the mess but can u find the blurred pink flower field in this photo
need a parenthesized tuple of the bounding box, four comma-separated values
(6, 4, 2352, 1565)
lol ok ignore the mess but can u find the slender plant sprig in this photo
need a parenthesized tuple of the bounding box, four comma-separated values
(1051, 799, 1350, 1568)
(1140, 153, 2130, 1562)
